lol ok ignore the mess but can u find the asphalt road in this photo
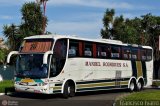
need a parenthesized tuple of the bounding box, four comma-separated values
(0, 89, 130, 106)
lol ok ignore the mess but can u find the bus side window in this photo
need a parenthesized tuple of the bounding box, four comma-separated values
(131, 48, 140, 60)
(50, 56, 56, 77)
(54, 39, 67, 59)
(84, 42, 93, 57)
(131, 49, 137, 60)
(68, 47, 76, 57)
(106, 46, 111, 58)
(84, 48, 92, 57)
(68, 40, 79, 57)
(111, 46, 120, 59)
(97, 46, 101, 57)
(146, 49, 152, 61)
(97, 45, 107, 58)
(141, 49, 147, 61)
(122, 47, 131, 60)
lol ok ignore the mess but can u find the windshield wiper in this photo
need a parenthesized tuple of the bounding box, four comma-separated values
(16, 73, 25, 78)
(25, 75, 41, 79)
(16, 73, 47, 79)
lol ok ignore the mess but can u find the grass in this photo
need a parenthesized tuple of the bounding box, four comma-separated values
(0, 80, 14, 93)
(122, 90, 160, 100)
(116, 89, 160, 106)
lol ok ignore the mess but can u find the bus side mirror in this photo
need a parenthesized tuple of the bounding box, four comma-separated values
(43, 51, 53, 64)
(7, 51, 19, 64)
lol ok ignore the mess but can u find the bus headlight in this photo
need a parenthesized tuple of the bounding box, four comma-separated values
(38, 83, 48, 86)
(15, 81, 20, 85)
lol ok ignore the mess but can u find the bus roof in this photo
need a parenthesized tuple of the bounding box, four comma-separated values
(24, 34, 152, 49)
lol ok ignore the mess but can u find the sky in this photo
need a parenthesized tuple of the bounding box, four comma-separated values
(0, 0, 160, 39)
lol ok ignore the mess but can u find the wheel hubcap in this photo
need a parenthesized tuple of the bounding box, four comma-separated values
(138, 82, 141, 89)
(68, 87, 71, 94)
(130, 83, 134, 90)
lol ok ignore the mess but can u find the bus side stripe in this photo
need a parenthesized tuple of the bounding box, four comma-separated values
(76, 78, 130, 84)
(77, 81, 128, 89)
(77, 82, 115, 88)
(55, 83, 63, 86)
(53, 90, 61, 93)
(53, 78, 129, 92)
(77, 85, 128, 92)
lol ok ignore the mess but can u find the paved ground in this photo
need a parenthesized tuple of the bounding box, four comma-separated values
(0, 89, 130, 106)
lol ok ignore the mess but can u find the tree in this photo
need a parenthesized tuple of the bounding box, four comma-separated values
(101, 9, 139, 43)
(20, 2, 47, 36)
(101, 9, 159, 48)
(3, 2, 49, 51)
(101, 9, 160, 60)
(113, 15, 125, 41)
(101, 9, 115, 39)
(140, 14, 156, 45)
(0, 48, 9, 64)
(3, 24, 21, 50)
(37, 0, 49, 34)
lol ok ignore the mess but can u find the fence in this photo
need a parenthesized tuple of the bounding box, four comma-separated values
(0, 65, 14, 81)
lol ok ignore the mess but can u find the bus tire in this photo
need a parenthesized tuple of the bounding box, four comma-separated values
(137, 80, 144, 91)
(69, 84, 75, 97)
(62, 81, 75, 98)
(129, 80, 136, 92)
(63, 82, 69, 98)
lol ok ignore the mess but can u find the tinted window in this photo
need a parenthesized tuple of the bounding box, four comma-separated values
(111, 46, 120, 59)
(68, 40, 79, 57)
(97, 44, 111, 59)
(141, 49, 147, 61)
(122, 47, 131, 60)
(50, 39, 67, 77)
(97, 45, 106, 58)
(146, 49, 152, 61)
(84, 42, 93, 57)
(54, 39, 67, 59)
(131, 48, 140, 60)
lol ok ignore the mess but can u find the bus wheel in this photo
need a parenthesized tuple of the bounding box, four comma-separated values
(69, 84, 75, 97)
(137, 81, 144, 91)
(63, 82, 75, 98)
(63, 82, 69, 98)
(129, 80, 136, 92)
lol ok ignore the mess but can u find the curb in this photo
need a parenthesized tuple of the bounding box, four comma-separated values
(0, 93, 12, 96)
(145, 85, 160, 89)
(147, 85, 160, 89)
(0, 93, 5, 96)
(150, 86, 160, 89)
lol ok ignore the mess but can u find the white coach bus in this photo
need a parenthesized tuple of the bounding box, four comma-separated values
(7, 35, 153, 98)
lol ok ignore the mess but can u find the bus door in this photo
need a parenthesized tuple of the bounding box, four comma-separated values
(49, 39, 67, 78)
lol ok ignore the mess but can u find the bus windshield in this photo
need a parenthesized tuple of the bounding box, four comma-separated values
(16, 54, 48, 79)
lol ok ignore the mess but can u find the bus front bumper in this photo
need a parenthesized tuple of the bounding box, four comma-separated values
(14, 84, 49, 94)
